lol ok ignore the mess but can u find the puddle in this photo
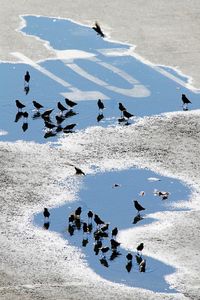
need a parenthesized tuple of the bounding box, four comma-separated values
(34, 168, 190, 292)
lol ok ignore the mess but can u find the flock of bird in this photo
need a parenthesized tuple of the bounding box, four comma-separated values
(18, 22, 191, 278)
(43, 205, 146, 272)
(15, 70, 136, 136)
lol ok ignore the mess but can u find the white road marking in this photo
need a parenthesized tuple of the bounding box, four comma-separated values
(11, 52, 109, 101)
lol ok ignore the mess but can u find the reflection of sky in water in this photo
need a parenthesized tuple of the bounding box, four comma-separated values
(0, 15, 195, 293)
(34, 168, 190, 293)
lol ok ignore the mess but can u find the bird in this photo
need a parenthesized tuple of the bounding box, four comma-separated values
(68, 214, 75, 224)
(182, 94, 191, 110)
(101, 246, 110, 254)
(63, 123, 76, 132)
(55, 115, 65, 125)
(111, 227, 118, 238)
(83, 222, 88, 234)
(33, 100, 43, 111)
(75, 167, 85, 176)
(94, 241, 102, 255)
(16, 100, 25, 111)
(139, 259, 146, 272)
(65, 98, 77, 108)
(44, 121, 57, 130)
(57, 101, 67, 113)
(110, 239, 120, 250)
(137, 242, 144, 253)
(100, 223, 109, 232)
(87, 210, 93, 220)
(94, 214, 105, 226)
(43, 208, 50, 219)
(75, 206, 82, 218)
(41, 109, 54, 119)
(68, 224, 75, 236)
(118, 102, 126, 116)
(110, 250, 121, 261)
(92, 22, 105, 38)
(24, 71, 30, 83)
(126, 253, 133, 261)
(97, 99, 105, 111)
(65, 110, 77, 118)
(135, 254, 143, 265)
(133, 200, 145, 214)
(23, 111, 29, 120)
(123, 110, 134, 120)
(99, 257, 109, 267)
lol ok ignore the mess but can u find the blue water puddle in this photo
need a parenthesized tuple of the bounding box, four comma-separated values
(0, 15, 196, 292)
(34, 168, 190, 293)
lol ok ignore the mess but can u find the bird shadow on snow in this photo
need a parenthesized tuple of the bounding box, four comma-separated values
(34, 167, 191, 293)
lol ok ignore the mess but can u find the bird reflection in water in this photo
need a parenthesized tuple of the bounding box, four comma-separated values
(132, 214, 144, 224)
(14, 112, 23, 123)
(43, 221, 50, 230)
(97, 113, 104, 122)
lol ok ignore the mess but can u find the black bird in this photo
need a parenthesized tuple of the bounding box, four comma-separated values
(44, 131, 57, 139)
(83, 222, 88, 234)
(118, 102, 126, 116)
(43, 208, 50, 219)
(126, 261, 132, 273)
(24, 71, 30, 83)
(94, 241, 102, 255)
(97, 113, 104, 122)
(68, 224, 75, 236)
(23, 111, 29, 120)
(139, 259, 146, 272)
(97, 99, 105, 111)
(33, 100, 43, 111)
(101, 246, 110, 254)
(110, 239, 120, 250)
(94, 214, 105, 226)
(182, 94, 191, 110)
(55, 115, 65, 125)
(134, 200, 145, 214)
(126, 253, 133, 261)
(87, 210, 93, 220)
(68, 214, 75, 224)
(75, 206, 82, 218)
(100, 223, 109, 232)
(111, 227, 118, 238)
(123, 110, 134, 120)
(75, 167, 85, 176)
(65, 110, 77, 118)
(41, 109, 54, 119)
(137, 242, 144, 253)
(44, 121, 56, 130)
(63, 123, 76, 132)
(99, 257, 109, 267)
(57, 101, 67, 113)
(65, 98, 77, 108)
(135, 254, 143, 265)
(16, 100, 25, 111)
(110, 250, 121, 261)
(92, 22, 105, 38)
